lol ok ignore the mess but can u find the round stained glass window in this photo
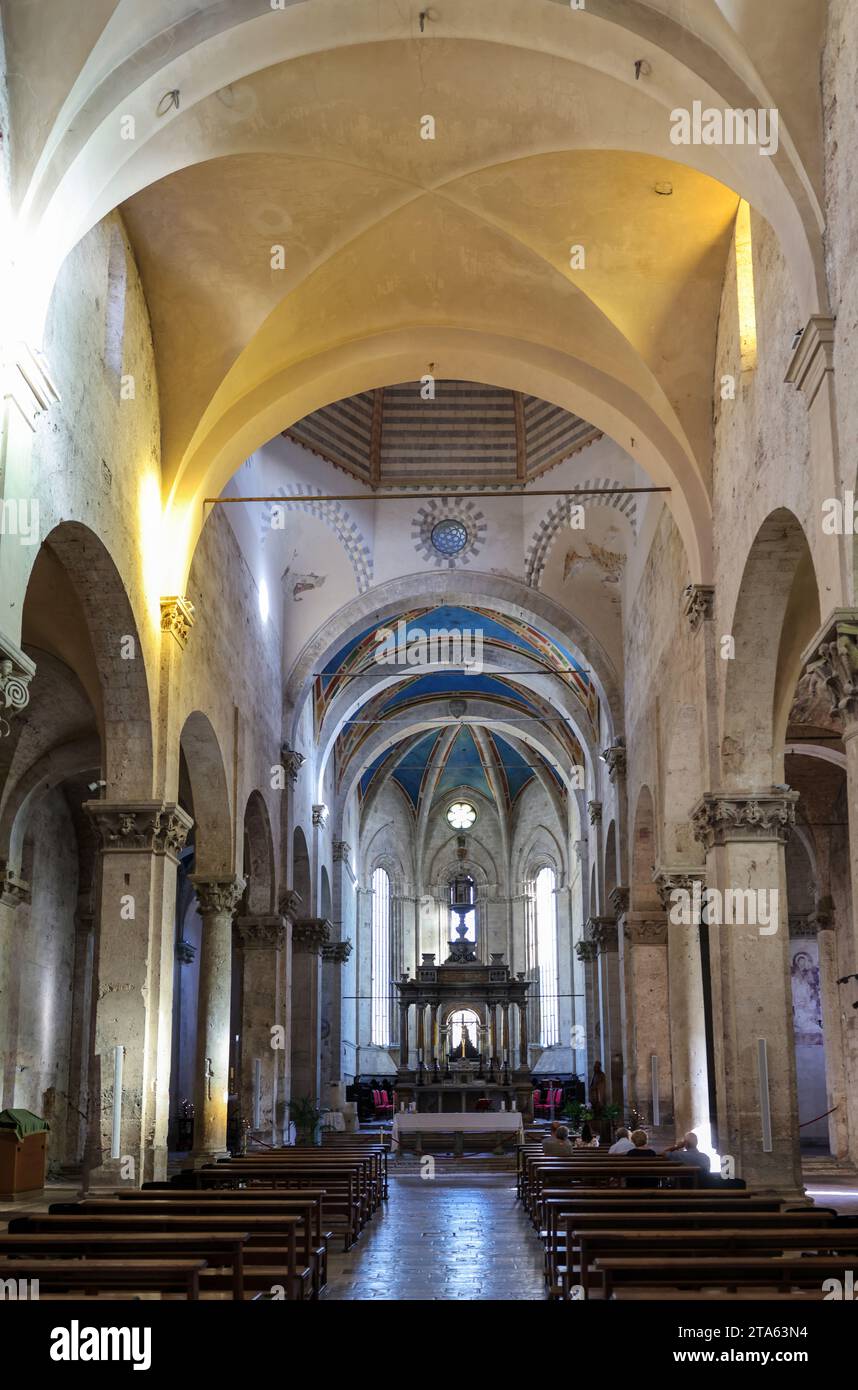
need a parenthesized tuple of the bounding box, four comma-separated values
(431, 518, 468, 557)
(447, 800, 477, 830)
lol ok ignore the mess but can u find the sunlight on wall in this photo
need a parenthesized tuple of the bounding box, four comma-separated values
(139, 472, 167, 626)
(735, 199, 757, 372)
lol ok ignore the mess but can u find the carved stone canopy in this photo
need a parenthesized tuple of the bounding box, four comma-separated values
(278, 888, 302, 921)
(691, 790, 798, 850)
(322, 939, 353, 964)
(601, 738, 627, 782)
(160, 595, 196, 649)
(588, 800, 603, 826)
(84, 801, 193, 862)
(0, 633, 36, 738)
(801, 612, 858, 728)
(652, 865, 707, 911)
(280, 746, 306, 785)
(292, 916, 331, 954)
(235, 914, 288, 950)
(682, 583, 715, 633)
(191, 875, 246, 917)
(312, 804, 329, 829)
(586, 915, 618, 953)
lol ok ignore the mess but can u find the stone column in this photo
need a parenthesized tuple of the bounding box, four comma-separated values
(517, 1000, 529, 1070)
(399, 1002, 410, 1068)
(692, 790, 802, 1191)
(429, 1002, 439, 1066)
(63, 896, 97, 1170)
(785, 317, 845, 600)
(622, 912, 672, 1126)
(800, 612, 858, 1162)
(84, 802, 193, 1184)
(575, 939, 599, 1081)
(290, 917, 330, 1106)
(501, 1002, 511, 1066)
(654, 867, 710, 1141)
(322, 939, 353, 1090)
(0, 865, 31, 1109)
(189, 875, 245, 1163)
(235, 914, 289, 1146)
(586, 916, 622, 1105)
(588, 801, 604, 912)
(815, 911, 850, 1159)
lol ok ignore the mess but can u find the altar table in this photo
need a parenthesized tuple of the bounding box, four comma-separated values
(391, 1111, 524, 1151)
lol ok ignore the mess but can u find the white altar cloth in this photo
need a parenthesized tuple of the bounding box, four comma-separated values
(391, 1112, 524, 1148)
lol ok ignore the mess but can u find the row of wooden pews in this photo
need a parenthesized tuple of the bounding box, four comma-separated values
(0, 1142, 389, 1300)
(517, 1144, 858, 1300)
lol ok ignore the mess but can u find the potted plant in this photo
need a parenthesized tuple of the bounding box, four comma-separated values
(561, 1100, 593, 1136)
(288, 1097, 323, 1147)
(599, 1102, 621, 1145)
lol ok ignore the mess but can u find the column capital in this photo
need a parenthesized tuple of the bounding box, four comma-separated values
(278, 887, 302, 921)
(624, 913, 668, 946)
(608, 884, 629, 918)
(292, 916, 331, 953)
(160, 595, 196, 649)
(280, 745, 305, 785)
(784, 314, 835, 404)
(691, 789, 798, 850)
(235, 914, 287, 950)
(190, 874, 245, 916)
(0, 862, 31, 908)
(575, 939, 598, 963)
(3, 342, 60, 430)
(0, 632, 36, 738)
(652, 864, 707, 909)
(682, 583, 715, 634)
(176, 938, 196, 964)
(333, 839, 352, 863)
(312, 803, 329, 828)
(84, 801, 193, 861)
(800, 610, 858, 726)
(585, 915, 618, 953)
(322, 939, 353, 964)
(600, 738, 626, 782)
(587, 800, 602, 826)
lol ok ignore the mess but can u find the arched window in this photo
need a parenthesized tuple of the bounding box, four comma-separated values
(371, 866, 391, 1045)
(527, 866, 559, 1046)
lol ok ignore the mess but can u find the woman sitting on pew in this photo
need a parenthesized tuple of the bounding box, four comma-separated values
(574, 1122, 599, 1149)
(624, 1129, 659, 1188)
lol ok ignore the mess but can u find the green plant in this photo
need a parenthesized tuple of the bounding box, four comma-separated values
(288, 1096, 323, 1145)
(561, 1100, 593, 1127)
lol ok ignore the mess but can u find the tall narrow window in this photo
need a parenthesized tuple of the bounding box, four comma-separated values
(371, 866, 391, 1045)
(530, 866, 559, 1046)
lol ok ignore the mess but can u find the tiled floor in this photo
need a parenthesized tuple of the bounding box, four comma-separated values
(321, 1172, 545, 1300)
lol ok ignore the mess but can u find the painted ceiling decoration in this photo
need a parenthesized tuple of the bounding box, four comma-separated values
(284, 380, 602, 487)
(357, 725, 564, 815)
(315, 605, 599, 737)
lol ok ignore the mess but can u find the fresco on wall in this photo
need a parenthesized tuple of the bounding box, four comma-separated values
(791, 943, 823, 1046)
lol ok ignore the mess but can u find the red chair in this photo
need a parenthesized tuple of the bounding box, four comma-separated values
(374, 1089, 394, 1119)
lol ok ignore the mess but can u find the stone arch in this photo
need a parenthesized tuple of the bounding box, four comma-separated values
(261, 485, 373, 594)
(292, 825, 312, 913)
(179, 711, 232, 876)
(525, 482, 638, 589)
(630, 785, 660, 913)
(603, 819, 617, 902)
(320, 865, 332, 922)
(242, 790, 275, 916)
(722, 509, 821, 786)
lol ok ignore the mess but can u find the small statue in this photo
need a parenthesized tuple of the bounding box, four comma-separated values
(589, 1059, 607, 1115)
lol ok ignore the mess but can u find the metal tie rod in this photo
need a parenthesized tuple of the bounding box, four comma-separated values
(205, 486, 670, 505)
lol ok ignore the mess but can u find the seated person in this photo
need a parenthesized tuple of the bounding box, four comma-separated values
(624, 1128, 658, 1187)
(542, 1123, 575, 1157)
(575, 1121, 599, 1148)
(608, 1125, 634, 1154)
(663, 1130, 711, 1173)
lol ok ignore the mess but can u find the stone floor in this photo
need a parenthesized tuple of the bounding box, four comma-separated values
(321, 1172, 545, 1301)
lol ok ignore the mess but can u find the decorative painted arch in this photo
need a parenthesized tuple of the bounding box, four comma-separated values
(261, 484, 372, 594)
(525, 481, 638, 589)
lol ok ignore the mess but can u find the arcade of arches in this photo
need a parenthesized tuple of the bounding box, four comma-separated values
(2, 0, 858, 1235)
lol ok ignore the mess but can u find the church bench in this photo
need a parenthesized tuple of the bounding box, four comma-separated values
(11, 1212, 308, 1301)
(595, 1254, 858, 1299)
(0, 1230, 248, 1300)
(197, 1168, 361, 1248)
(118, 1190, 329, 1294)
(222, 1157, 376, 1220)
(245, 1147, 389, 1203)
(524, 1160, 699, 1219)
(541, 1205, 835, 1295)
(611, 1288, 831, 1301)
(0, 1256, 207, 1299)
(565, 1223, 858, 1299)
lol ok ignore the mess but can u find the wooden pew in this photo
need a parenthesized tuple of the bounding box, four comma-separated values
(0, 1255, 206, 1299)
(10, 1212, 306, 1300)
(195, 1167, 360, 1249)
(596, 1253, 858, 1299)
(0, 1230, 248, 1300)
(225, 1154, 379, 1216)
(524, 1159, 700, 1220)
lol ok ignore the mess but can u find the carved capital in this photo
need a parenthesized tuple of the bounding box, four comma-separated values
(0, 863, 31, 908)
(333, 839, 352, 863)
(575, 939, 598, 963)
(624, 914, 668, 946)
(235, 914, 287, 950)
(601, 738, 626, 782)
(292, 916, 331, 953)
(0, 633, 36, 738)
(322, 939, 353, 964)
(682, 584, 715, 634)
(784, 315, 835, 405)
(587, 800, 602, 826)
(586, 915, 618, 953)
(801, 612, 858, 727)
(691, 790, 798, 850)
(608, 885, 630, 918)
(160, 595, 196, 650)
(191, 875, 246, 917)
(176, 938, 196, 964)
(312, 803, 329, 829)
(4, 343, 60, 430)
(652, 865, 707, 910)
(278, 888, 302, 921)
(280, 746, 305, 785)
(84, 801, 193, 862)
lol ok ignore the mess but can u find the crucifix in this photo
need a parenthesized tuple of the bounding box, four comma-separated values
(204, 1057, 214, 1101)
